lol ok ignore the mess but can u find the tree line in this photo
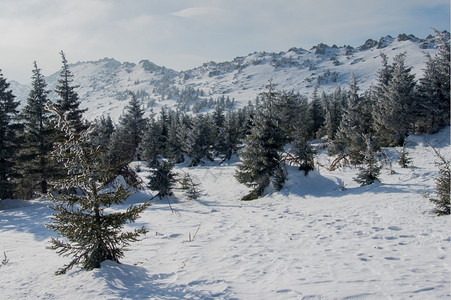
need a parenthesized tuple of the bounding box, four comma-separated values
(0, 31, 449, 208)
(0, 31, 449, 274)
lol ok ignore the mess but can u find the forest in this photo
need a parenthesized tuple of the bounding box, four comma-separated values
(0, 31, 449, 274)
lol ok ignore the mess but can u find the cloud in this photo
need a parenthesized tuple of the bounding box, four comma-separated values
(0, 0, 449, 83)
(170, 7, 226, 18)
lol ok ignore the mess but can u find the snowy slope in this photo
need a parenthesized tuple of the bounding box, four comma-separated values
(10, 32, 447, 122)
(1, 127, 449, 299)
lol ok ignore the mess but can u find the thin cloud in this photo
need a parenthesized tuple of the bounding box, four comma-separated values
(170, 7, 226, 18)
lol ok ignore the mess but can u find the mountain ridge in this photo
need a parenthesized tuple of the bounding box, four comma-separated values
(10, 30, 449, 121)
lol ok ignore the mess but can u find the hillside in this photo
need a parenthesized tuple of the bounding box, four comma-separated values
(11, 31, 447, 121)
(0, 125, 449, 299)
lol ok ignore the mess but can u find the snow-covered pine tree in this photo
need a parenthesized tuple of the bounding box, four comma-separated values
(46, 107, 150, 275)
(307, 85, 325, 139)
(414, 30, 450, 133)
(292, 130, 315, 175)
(0, 70, 21, 199)
(54, 51, 87, 133)
(148, 158, 177, 199)
(179, 172, 203, 201)
(164, 110, 185, 163)
(373, 53, 416, 146)
(141, 116, 163, 168)
(235, 83, 287, 200)
(353, 136, 381, 186)
(324, 87, 346, 154)
(398, 142, 412, 168)
(119, 92, 147, 160)
(428, 146, 450, 215)
(17, 62, 56, 197)
(183, 114, 214, 166)
(214, 110, 241, 162)
(332, 74, 373, 163)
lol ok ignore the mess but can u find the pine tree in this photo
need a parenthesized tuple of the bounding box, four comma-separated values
(373, 53, 416, 146)
(354, 137, 381, 186)
(179, 172, 203, 201)
(398, 143, 412, 168)
(46, 107, 150, 275)
(0, 70, 21, 199)
(148, 158, 177, 199)
(324, 87, 346, 154)
(17, 62, 56, 197)
(307, 85, 325, 139)
(428, 146, 450, 215)
(332, 74, 373, 163)
(214, 110, 241, 162)
(141, 116, 162, 168)
(414, 30, 450, 133)
(292, 130, 315, 175)
(119, 92, 147, 160)
(183, 114, 214, 166)
(235, 83, 287, 200)
(54, 51, 87, 133)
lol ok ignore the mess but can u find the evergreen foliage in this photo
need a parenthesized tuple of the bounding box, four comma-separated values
(148, 158, 177, 198)
(46, 107, 150, 275)
(332, 74, 374, 163)
(354, 147, 381, 186)
(398, 143, 412, 168)
(141, 116, 163, 168)
(414, 30, 450, 133)
(324, 88, 346, 154)
(16, 62, 56, 198)
(373, 53, 416, 146)
(119, 92, 147, 160)
(235, 83, 287, 200)
(179, 172, 203, 201)
(428, 146, 450, 215)
(0, 70, 21, 199)
(307, 85, 325, 139)
(54, 51, 87, 133)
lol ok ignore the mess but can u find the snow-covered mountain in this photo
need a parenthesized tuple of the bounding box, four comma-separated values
(12, 32, 448, 121)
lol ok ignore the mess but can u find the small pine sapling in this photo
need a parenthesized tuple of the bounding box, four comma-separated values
(398, 143, 412, 168)
(354, 151, 382, 186)
(428, 146, 450, 215)
(179, 172, 203, 201)
(46, 107, 151, 275)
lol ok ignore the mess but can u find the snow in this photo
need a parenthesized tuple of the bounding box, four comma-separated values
(9, 32, 444, 123)
(1, 127, 450, 299)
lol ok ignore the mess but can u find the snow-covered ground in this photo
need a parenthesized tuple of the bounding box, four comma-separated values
(1, 127, 450, 299)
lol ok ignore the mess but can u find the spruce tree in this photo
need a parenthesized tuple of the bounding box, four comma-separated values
(54, 51, 87, 133)
(214, 110, 241, 162)
(332, 74, 373, 163)
(119, 92, 147, 160)
(373, 53, 416, 146)
(398, 143, 412, 168)
(46, 107, 150, 275)
(0, 70, 21, 199)
(183, 114, 214, 166)
(148, 158, 177, 199)
(428, 146, 450, 215)
(141, 116, 163, 168)
(17, 62, 56, 197)
(354, 137, 381, 186)
(324, 87, 346, 155)
(235, 83, 287, 200)
(414, 30, 450, 133)
(307, 85, 325, 139)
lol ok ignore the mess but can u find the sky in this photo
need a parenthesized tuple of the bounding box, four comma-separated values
(1, 0, 449, 83)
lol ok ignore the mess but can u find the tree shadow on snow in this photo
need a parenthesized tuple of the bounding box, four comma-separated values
(96, 261, 221, 299)
(0, 199, 53, 241)
(281, 169, 420, 198)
